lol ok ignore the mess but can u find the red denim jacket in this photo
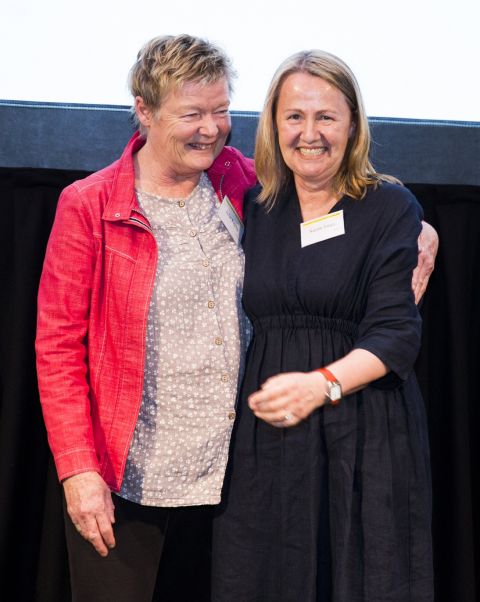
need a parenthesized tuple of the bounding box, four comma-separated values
(36, 132, 256, 489)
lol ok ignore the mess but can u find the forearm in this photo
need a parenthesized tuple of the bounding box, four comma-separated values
(321, 348, 388, 396)
(249, 349, 388, 426)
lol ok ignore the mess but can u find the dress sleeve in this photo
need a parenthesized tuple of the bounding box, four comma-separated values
(353, 186, 423, 384)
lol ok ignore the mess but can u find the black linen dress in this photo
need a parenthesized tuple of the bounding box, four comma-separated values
(212, 181, 434, 602)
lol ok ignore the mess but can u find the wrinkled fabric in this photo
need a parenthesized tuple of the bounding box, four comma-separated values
(212, 182, 433, 601)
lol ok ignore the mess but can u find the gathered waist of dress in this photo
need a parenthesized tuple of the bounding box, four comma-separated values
(251, 314, 359, 337)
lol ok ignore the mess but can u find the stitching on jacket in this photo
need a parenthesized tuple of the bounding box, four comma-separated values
(92, 251, 113, 393)
(56, 447, 97, 458)
(104, 245, 137, 262)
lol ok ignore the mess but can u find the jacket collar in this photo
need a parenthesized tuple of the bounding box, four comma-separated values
(102, 132, 253, 222)
(103, 132, 145, 222)
(207, 146, 255, 220)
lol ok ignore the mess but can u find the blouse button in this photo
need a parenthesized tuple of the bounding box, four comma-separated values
(202, 259, 210, 267)
(221, 374, 229, 382)
(190, 229, 197, 237)
(178, 200, 185, 208)
(214, 337, 223, 346)
(228, 411, 236, 420)
(207, 300, 215, 309)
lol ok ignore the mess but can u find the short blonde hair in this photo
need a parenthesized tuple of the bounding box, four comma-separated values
(255, 50, 399, 207)
(129, 34, 235, 129)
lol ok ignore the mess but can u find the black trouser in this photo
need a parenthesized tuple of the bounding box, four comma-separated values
(63, 494, 213, 602)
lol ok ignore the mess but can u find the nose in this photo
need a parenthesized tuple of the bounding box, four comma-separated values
(199, 114, 219, 138)
(302, 117, 321, 144)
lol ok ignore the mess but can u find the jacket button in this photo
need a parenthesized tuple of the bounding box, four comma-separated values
(224, 161, 231, 168)
(114, 212, 121, 218)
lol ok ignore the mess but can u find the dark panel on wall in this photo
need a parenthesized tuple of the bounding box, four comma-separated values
(1, 100, 479, 186)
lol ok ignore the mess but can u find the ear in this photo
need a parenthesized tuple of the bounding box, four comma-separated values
(135, 96, 154, 128)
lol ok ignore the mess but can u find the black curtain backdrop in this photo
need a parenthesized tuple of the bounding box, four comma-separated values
(0, 167, 478, 601)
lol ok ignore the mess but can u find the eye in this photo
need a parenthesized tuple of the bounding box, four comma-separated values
(183, 112, 200, 120)
(215, 109, 230, 117)
(318, 114, 333, 121)
(287, 113, 302, 121)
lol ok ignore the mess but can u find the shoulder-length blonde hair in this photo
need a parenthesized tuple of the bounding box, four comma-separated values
(255, 50, 399, 207)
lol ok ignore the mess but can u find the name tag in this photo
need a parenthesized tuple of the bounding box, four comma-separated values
(218, 195, 244, 245)
(300, 210, 345, 248)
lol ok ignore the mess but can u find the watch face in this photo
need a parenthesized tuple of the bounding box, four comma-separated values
(329, 382, 342, 401)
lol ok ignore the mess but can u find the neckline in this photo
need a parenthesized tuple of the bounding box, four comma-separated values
(135, 171, 208, 203)
(288, 182, 347, 224)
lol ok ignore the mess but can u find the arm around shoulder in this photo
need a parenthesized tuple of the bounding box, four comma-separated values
(413, 220, 439, 303)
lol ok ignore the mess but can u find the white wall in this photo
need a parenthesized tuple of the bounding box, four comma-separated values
(1, 0, 479, 121)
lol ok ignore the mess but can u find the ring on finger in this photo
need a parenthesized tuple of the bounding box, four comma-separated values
(284, 413, 294, 422)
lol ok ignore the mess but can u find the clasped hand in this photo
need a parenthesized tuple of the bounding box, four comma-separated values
(248, 371, 327, 427)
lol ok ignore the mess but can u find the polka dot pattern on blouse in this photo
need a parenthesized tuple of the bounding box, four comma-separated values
(118, 172, 250, 507)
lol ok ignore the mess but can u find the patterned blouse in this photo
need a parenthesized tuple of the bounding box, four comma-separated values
(118, 172, 250, 506)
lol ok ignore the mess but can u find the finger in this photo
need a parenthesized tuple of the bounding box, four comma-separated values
(260, 373, 297, 391)
(255, 401, 313, 422)
(414, 264, 432, 302)
(417, 276, 430, 304)
(106, 495, 116, 524)
(260, 379, 285, 392)
(413, 279, 422, 304)
(71, 520, 82, 535)
(412, 263, 425, 303)
(89, 532, 110, 557)
(96, 513, 116, 550)
(251, 378, 303, 407)
(85, 525, 110, 557)
(80, 516, 109, 557)
(254, 408, 300, 426)
(252, 391, 305, 416)
(248, 388, 286, 408)
(78, 514, 108, 556)
(412, 265, 420, 289)
(249, 392, 292, 413)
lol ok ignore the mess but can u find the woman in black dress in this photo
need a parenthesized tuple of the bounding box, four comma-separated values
(212, 50, 433, 601)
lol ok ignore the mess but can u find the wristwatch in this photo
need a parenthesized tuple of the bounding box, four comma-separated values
(317, 367, 342, 405)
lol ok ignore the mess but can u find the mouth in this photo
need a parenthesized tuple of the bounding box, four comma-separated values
(298, 146, 328, 157)
(188, 142, 215, 151)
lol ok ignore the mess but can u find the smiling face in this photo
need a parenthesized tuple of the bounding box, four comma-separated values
(136, 77, 231, 181)
(275, 71, 354, 193)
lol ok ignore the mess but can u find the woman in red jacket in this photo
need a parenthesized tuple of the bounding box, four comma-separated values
(36, 34, 255, 602)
